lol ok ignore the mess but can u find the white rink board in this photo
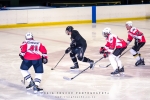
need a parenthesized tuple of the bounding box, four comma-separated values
(0, 5, 150, 25)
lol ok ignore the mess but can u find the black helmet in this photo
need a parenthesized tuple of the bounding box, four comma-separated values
(66, 26, 74, 32)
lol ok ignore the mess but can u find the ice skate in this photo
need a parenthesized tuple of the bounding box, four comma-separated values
(70, 64, 79, 71)
(111, 68, 120, 76)
(135, 59, 145, 66)
(89, 60, 94, 69)
(119, 67, 125, 76)
(135, 59, 141, 66)
(140, 58, 145, 65)
(33, 85, 43, 94)
(26, 79, 35, 90)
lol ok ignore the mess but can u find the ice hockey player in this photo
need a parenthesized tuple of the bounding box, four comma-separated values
(19, 32, 48, 93)
(65, 26, 94, 70)
(125, 21, 146, 66)
(99, 27, 127, 76)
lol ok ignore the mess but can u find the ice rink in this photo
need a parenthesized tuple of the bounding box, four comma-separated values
(0, 20, 150, 100)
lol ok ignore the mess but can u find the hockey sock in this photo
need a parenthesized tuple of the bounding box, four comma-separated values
(82, 57, 89, 62)
(116, 56, 123, 69)
(138, 53, 143, 59)
(109, 54, 118, 70)
(34, 73, 42, 86)
(70, 53, 78, 65)
(20, 70, 31, 83)
(133, 53, 141, 61)
(130, 49, 140, 61)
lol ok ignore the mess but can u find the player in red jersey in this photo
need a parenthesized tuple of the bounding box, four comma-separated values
(100, 27, 127, 75)
(126, 21, 145, 66)
(19, 32, 48, 93)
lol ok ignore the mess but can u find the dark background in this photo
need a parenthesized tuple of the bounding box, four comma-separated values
(0, 0, 149, 7)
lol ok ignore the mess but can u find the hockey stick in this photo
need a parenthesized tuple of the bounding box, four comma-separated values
(51, 53, 66, 70)
(63, 66, 90, 80)
(99, 47, 131, 68)
(63, 57, 104, 80)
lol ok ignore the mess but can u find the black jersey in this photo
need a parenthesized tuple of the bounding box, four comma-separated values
(71, 30, 86, 47)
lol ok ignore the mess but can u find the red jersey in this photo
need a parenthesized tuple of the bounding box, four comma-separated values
(104, 34, 127, 53)
(127, 27, 146, 44)
(20, 40, 47, 60)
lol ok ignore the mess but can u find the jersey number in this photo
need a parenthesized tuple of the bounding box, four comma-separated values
(29, 45, 38, 51)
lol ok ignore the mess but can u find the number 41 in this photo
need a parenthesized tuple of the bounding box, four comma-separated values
(29, 45, 38, 51)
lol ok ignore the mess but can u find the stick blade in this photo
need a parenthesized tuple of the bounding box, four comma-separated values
(63, 76, 72, 81)
(99, 65, 107, 68)
(51, 68, 54, 70)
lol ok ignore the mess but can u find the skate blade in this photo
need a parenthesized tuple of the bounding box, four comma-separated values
(34, 90, 43, 94)
(70, 69, 79, 71)
(26, 87, 32, 90)
(39, 90, 44, 93)
(120, 72, 124, 74)
(140, 63, 145, 65)
(135, 64, 145, 66)
(70, 68, 79, 70)
(135, 62, 145, 66)
(34, 90, 38, 94)
(120, 72, 125, 76)
(111, 74, 120, 77)
(33, 90, 44, 94)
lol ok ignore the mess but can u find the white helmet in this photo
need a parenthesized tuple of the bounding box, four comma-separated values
(25, 32, 33, 40)
(102, 27, 111, 37)
(126, 21, 132, 26)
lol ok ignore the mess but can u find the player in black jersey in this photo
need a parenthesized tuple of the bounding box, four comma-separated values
(65, 26, 94, 70)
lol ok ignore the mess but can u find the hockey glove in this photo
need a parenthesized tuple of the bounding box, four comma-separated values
(19, 53, 24, 60)
(100, 47, 105, 54)
(42, 56, 48, 64)
(103, 52, 110, 58)
(65, 47, 71, 54)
